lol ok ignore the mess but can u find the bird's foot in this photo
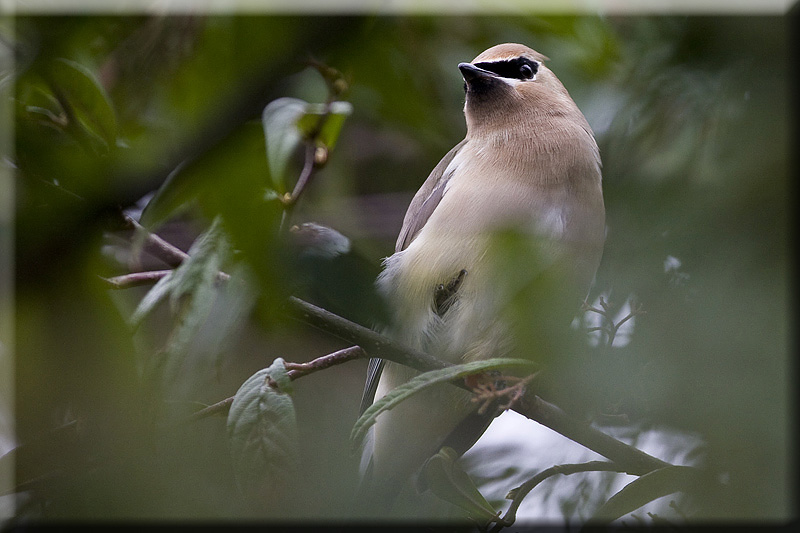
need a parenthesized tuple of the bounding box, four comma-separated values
(468, 371, 538, 415)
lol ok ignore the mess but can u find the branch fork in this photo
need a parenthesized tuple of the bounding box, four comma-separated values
(583, 296, 646, 347)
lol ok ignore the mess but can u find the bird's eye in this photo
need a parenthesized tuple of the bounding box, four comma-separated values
(520, 63, 534, 79)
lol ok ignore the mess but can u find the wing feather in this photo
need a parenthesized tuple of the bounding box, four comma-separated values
(359, 357, 386, 415)
(395, 139, 467, 253)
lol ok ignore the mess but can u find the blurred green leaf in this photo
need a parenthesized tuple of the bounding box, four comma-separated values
(350, 358, 536, 451)
(18, 79, 62, 115)
(262, 97, 307, 192)
(590, 466, 702, 524)
(139, 122, 272, 231)
(129, 216, 228, 332)
(168, 216, 227, 307)
(196, 264, 259, 373)
(421, 446, 499, 525)
(138, 160, 197, 230)
(161, 217, 229, 370)
(227, 358, 299, 494)
(296, 100, 353, 150)
(262, 98, 352, 193)
(47, 58, 117, 148)
(129, 269, 176, 327)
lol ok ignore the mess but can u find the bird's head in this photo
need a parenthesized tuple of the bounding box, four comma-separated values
(459, 43, 577, 135)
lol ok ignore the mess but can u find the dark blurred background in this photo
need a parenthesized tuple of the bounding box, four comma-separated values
(1, 11, 793, 524)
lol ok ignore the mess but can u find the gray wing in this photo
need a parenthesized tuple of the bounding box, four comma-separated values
(359, 357, 385, 415)
(395, 139, 467, 253)
(359, 139, 467, 416)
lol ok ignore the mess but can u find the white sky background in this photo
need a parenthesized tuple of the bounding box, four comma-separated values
(462, 412, 705, 522)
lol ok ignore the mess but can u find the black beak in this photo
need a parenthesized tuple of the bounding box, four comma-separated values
(458, 62, 496, 84)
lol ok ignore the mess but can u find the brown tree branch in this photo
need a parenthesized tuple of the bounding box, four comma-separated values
(285, 296, 451, 375)
(471, 373, 537, 415)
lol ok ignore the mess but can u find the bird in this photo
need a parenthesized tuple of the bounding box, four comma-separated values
(359, 43, 606, 515)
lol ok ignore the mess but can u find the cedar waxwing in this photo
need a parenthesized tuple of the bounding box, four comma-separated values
(360, 43, 605, 513)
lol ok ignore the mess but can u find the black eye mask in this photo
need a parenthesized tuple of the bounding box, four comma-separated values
(473, 57, 540, 80)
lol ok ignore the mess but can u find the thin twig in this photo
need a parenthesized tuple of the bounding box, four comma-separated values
(583, 297, 646, 348)
(123, 214, 190, 267)
(490, 460, 632, 531)
(279, 98, 334, 232)
(284, 345, 366, 380)
(615, 302, 645, 331)
(103, 268, 229, 289)
(102, 269, 172, 289)
(185, 397, 234, 423)
(188, 345, 366, 423)
(280, 143, 318, 232)
(283, 142, 318, 210)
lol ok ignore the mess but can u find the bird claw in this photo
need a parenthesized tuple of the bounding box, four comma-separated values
(468, 372, 537, 415)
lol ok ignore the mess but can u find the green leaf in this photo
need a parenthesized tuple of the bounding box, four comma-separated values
(129, 216, 229, 373)
(139, 122, 271, 230)
(129, 270, 176, 327)
(159, 217, 229, 375)
(197, 264, 259, 373)
(590, 466, 702, 524)
(296, 100, 353, 150)
(350, 358, 536, 451)
(262, 97, 307, 191)
(261, 98, 352, 191)
(48, 58, 117, 147)
(227, 358, 299, 494)
(168, 216, 227, 308)
(420, 446, 500, 525)
(139, 160, 196, 230)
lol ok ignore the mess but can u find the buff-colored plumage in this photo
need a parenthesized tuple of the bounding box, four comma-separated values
(361, 44, 605, 511)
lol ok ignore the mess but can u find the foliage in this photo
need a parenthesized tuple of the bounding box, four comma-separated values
(4, 13, 791, 525)
(227, 358, 300, 500)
